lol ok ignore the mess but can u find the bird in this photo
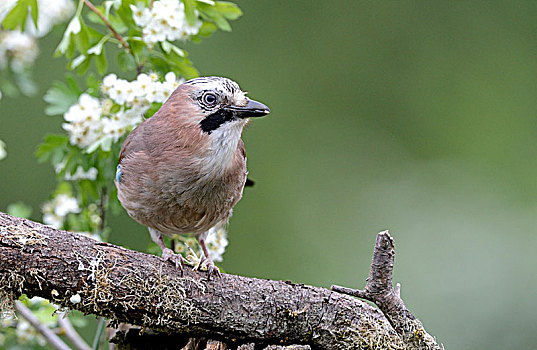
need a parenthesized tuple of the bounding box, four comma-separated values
(115, 76, 270, 277)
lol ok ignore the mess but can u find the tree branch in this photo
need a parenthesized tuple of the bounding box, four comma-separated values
(0, 212, 438, 349)
(332, 231, 443, 349)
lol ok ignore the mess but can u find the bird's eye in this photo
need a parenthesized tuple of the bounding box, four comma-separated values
(202, 92, 218, 106)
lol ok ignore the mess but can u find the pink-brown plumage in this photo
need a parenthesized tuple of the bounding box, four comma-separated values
(115, 77, 269, 276)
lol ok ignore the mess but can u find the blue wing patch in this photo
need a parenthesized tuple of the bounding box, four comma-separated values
(115, 164, 123, 183)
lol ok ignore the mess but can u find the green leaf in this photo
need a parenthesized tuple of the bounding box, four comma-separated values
(117, 51, 136, 72)
(66, 36, 76, 58)
(161, 41, 185, 56)
(1, 3, 23, 30)
(128, 37, 146, 57)
(86, 11, 100, 24)
(66, 75, 82, 95)
(59, 147, 84, 177)
(55, 16, 81, 56)
(85, 73, 101, 96)
(68, 311, 89, 328)
(160, 40, 172, 54)
(78, 180, 99, 206)
(86, 136, 112, 153)
(110, 103, 121, 114)
(108, 13, 128, 34)
(36, 134, 69, 164)
(29, 0, 38, 29)
(86, 25, 106, 43)
(198, 21, 217, 36)
(1, 0, 39, 30)
(95, 50, 107, 75)
(198, 4, 231, 31)
(54, 182, 74, 196)
(7, 202, 33, 219)
(148, 56, 170, 74)
(116, 0, 135, 27)
(214, 1, 242, 20)
(74, 20, 90, 54)
(161, 51, 198, 79)
(44, 81, 80, 116)
(175, 59, 198, 79)
(183, 0, 197, 26)
(75, 56, 91, 75)
(211, 13, 230, 31)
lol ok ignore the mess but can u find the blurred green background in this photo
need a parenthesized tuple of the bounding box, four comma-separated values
(2, 1, 537, 348)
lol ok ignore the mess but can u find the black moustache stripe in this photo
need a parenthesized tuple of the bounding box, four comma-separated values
(199, 109, 234, 134)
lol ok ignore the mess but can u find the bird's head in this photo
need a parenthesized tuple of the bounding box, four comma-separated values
(168, 76, 270, 136)
(153, 76, 269, 171)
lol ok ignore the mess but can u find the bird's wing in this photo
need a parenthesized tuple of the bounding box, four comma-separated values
(237, 139, 254, 186)
(238, 138, 246, 159)
(118, 124, 145, 165)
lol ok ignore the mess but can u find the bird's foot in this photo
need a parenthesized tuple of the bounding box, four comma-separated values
(199, 257, 221, 280)
(197, 237, 221, 279)
(161, 247, 185, 273)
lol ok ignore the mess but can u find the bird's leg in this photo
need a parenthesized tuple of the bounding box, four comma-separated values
(198, 237, 221, 278)
(149, 228, 184, 272)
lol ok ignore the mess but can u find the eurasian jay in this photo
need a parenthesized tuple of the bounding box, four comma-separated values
(115, 76, 270, 277)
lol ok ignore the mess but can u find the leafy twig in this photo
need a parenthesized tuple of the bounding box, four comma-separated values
(82, 0, 132, 55)
(14, 301, 71, 350)
(92, 317, 106, 350)
(57, 311, 92, 350)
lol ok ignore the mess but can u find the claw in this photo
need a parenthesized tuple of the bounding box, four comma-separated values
(200, 257, 220, 280)
(161, 247, 185, 273)
(198, 237, 221, 280)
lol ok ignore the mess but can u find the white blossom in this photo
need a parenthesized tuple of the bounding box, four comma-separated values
(63, 72, 182, 150)
(15, 319, 46, 345)
(62, 93, 105, 148)
(108, 78, 130, 105)
(0, 31, 38, 72)
(102, 116, 129, 142)
(101, 73, 118, 94)
(54, 194, 80, 216)
(26, 0, 76, 37)
(0, 139, 6, 160)
(42, 193, 80, 229)
(28, 296, 47, 306)
(42, 213, 64, 229)
(0, 0, 74, 37)
(63, 166, 98, 181)
(131, 0, 202, 46)
(204, 224, 229, 262)
(0, 0, 73, 73)
(69, 294, 81, 303)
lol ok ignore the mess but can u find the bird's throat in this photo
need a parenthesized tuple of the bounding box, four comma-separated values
(202, 118, 246, 176)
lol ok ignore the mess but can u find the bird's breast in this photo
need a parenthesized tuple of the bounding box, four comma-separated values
(117, 144, 247, 236)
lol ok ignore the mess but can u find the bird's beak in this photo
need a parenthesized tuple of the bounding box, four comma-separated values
(225, 98, 270, 118)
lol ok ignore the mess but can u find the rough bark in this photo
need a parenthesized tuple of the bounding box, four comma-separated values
(0, 212, 438, 349)
(332, 231, 442, 349)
